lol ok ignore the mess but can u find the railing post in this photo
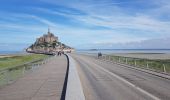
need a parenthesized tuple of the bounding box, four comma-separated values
(4, 70, 9, 84)
(22, 66, 25, 75)
(147, 61, 149, 69)
(45, 59, 48, 63)
(32, 64, 35, 70)
(126, 58, 127, 64)
(134, 59, 137, 66)
(163, 64, 166, 73)
(31, 64, 34, 70)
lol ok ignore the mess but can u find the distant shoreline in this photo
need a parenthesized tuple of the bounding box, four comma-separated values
(77, 49, 170, 54)
(78, 49, 170, 51)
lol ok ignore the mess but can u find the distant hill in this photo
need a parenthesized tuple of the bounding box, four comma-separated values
(26, 29, 74, 54)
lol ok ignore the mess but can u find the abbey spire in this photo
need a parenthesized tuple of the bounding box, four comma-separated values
(48, 27, 50, 34)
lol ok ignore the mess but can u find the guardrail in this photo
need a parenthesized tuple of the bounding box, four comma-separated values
(0, 56, 52, 87)
(98, 54, 170, 74)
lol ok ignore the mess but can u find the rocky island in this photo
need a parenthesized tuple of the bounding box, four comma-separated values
(26, 28, 74, 54)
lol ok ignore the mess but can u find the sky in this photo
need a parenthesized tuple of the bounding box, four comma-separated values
(0, 0, 170, 51)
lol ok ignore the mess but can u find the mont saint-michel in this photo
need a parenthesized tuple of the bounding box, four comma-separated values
(26, 29, 74, 54)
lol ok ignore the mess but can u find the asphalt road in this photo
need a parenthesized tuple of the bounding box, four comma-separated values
(70, 53, 170, 100)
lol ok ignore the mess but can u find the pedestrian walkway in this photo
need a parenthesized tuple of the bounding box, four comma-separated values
(0, 55, 67, 100)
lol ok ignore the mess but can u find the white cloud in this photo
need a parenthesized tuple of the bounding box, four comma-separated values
(80, 37, 170, 49)
(34, 1, 170, 36)
(1, 0, 170, 49)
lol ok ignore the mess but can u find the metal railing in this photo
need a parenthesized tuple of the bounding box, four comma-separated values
(0, 56, 52, 87)
(98, 55, 170, 74)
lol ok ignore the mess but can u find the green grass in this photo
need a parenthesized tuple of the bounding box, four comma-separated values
(109, 55, 170, 73)
(0, 54, 49, 87)
(0, 54, 48, 70)
(0, 68, 23, 85)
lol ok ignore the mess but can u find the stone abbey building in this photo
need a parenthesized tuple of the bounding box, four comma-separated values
(35, 28, 58, 44)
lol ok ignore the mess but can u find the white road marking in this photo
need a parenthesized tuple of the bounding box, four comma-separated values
(91, 61, 161, 100)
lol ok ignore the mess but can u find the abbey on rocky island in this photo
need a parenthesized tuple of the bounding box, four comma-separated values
(26, 28, 74, 54)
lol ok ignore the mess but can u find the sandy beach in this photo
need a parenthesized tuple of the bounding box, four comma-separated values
(112, 53, 170, 60)
(0, 55, 14, 58)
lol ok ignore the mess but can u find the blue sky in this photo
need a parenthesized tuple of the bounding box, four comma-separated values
(0, 0, 170, 50)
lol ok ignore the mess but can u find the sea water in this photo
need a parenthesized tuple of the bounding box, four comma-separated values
(0, 51, 23, 55)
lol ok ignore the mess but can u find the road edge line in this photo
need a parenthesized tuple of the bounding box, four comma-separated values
(92, 61, 161, 100)
(101, 59, 170, 80)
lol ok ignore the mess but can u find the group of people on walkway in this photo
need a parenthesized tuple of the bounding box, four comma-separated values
(57, 51, 64, 56)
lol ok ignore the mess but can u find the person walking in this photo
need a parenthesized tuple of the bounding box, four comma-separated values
(58, 51, 62, 56)
(98, 52, 102, 58)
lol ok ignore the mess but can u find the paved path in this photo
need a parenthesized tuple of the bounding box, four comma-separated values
(71, 54, 170, 100)
(0, 55, 67, 100)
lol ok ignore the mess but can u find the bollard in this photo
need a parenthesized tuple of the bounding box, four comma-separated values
(163, 64, 166, 73)
(119, 57, 121, 62)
